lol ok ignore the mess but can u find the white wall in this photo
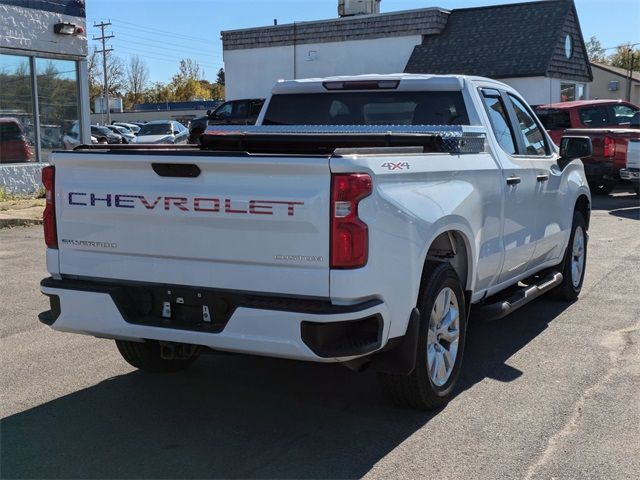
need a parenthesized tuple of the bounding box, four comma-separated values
(224, 35, 422, 100)
(499, 77, 559, 105)
(0, 3, 87, 57)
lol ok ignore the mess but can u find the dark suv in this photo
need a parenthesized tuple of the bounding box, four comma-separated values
(189, 98, 265, 144)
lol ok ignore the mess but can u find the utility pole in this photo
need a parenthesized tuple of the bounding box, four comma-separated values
(93, 21, 114, 124)
(627, 48, 635, 102)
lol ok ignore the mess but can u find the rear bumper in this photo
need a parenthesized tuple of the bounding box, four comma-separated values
(39, 277, 390, 362)
(620, 168, 640, 182)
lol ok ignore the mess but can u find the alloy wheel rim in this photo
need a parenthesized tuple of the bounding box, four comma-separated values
(571, 226, 585, 288)
(427, 287, 460, 387)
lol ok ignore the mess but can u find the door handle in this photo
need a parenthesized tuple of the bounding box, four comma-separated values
(506, 176, 521, 186)
(536, 174, 549, 182)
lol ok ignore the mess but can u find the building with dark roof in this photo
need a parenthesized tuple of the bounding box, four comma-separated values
(221, 0, 592, 105)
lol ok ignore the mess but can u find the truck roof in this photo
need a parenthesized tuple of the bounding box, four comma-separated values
(536, 99, 637, 110)
(271, 73, 508, 94)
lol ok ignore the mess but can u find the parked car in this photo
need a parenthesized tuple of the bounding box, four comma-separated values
(189, 99, 265, 143)
(0, 117, 32, 163)
(106, 125, 135, 144)
(620, 138, 640, 195)
(40, 74, 592, 410)
(535, 100, 640, 194)
(134, 120, 188, 144)
(90, 125, 122, 144)
(112, 122, 140, 135)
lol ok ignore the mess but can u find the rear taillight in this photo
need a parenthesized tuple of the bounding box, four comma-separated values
(603, 136, 615, 157)
(42, 166, 57, 249)
(330, 173, 372, 269)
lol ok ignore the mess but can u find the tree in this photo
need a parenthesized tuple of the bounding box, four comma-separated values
(144, 82, 175, 104)
(87, 48, 126, 110)
(174, 78, 210, 101)
(216, 67, 225, 86)
(585, 36, 606, 63)
(173, 58, 202, 84)
(104, 53, 126, 96)
(87, 47, 103, 112)
(609, 43, 640, 73)
(210, 82, 225, 100)
(126, 55, 149, 106)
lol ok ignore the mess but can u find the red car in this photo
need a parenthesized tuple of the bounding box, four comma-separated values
(535, 100, 640, 194)
(0, 118, 32, 163)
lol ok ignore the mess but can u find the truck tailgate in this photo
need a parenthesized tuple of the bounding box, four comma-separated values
(51, 151, 331, 297)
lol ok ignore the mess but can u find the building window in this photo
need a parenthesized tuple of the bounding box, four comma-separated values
(564, 35, 573, 59)
(36, 58, 79, 161)
(0, 53, 36, 163)
(560, 83, 586, 102)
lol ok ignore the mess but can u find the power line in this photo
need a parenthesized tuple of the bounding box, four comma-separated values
(601, 41, 640, 51)
(88, 16, 218, 46)
(112, 46, 221, 71)
(109, 37, 222, 65)
(106, 17, 217, 44)
(111, 30, 223, 59)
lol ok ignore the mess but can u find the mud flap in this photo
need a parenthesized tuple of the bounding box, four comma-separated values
(368, 307, 421, 375)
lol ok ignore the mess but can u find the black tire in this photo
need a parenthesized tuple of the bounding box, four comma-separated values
(633, 183, 640, 196)
(189, 129, 203, 145)
(588, 180, 615, 195)
(377, 263, 467, 410)
(115, 339, 199, 373)
(550, 210, 587, 301)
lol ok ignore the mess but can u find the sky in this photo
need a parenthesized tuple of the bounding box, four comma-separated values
(85, 0, 640, 84)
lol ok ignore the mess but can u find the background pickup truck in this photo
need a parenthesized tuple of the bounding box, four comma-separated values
(39, 74, 592, 410)
(620, 138, 640, 194)
(535, 100, 640, 194)
(188, 98, 265, 144)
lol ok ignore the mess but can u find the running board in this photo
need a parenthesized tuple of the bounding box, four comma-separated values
(475, 272, 563, 322)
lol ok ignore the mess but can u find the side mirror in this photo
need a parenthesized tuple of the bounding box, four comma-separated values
(559, 136, 592, 169)
(173, 130, 180, 135)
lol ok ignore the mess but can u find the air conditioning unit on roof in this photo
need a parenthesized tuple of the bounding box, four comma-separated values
(338, 0, 381, 17)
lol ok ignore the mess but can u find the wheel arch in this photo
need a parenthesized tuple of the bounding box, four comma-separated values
(575, 194, 591, 229)
(418, 226, 475, 300)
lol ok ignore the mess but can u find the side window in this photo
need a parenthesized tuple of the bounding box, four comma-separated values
(611, 104, 638, 126)
(212, 102, 233, 120)
(481, 89, 517, 155)
(507, 94, 548, 156)
(232, 101, 249, 119)
(579, 106, 609, 127)
(249, 100, 263, 116)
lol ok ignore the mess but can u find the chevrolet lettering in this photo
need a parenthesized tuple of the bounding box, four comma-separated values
(67, 192, 304, 215)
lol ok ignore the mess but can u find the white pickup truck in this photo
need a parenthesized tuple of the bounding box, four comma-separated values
(39, 74, 592, 410)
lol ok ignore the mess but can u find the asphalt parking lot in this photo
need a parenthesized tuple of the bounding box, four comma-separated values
(1, 190, 638, 479)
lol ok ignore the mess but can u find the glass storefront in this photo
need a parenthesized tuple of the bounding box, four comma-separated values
(0, 54, 36, 162)
(0, 52, 80, 164)
(36, 58, 80, 160)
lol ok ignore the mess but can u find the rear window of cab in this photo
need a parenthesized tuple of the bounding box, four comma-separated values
(263, 91, 470, 126)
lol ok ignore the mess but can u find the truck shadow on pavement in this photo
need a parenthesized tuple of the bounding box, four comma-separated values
(592, 189, 639, 220)
(1, 299, 570, 479)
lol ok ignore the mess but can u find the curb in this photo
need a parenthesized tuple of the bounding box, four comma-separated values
(0, 218, 43, 229)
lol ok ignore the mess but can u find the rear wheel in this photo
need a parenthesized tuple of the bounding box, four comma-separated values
(377, 263, 467, 410)
(115, 339, 199, 373)
(550, 210, 587, 301)
(189, 128, 203, 144)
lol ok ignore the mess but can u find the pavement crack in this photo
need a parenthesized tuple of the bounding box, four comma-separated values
(523, 323, 640, 480)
